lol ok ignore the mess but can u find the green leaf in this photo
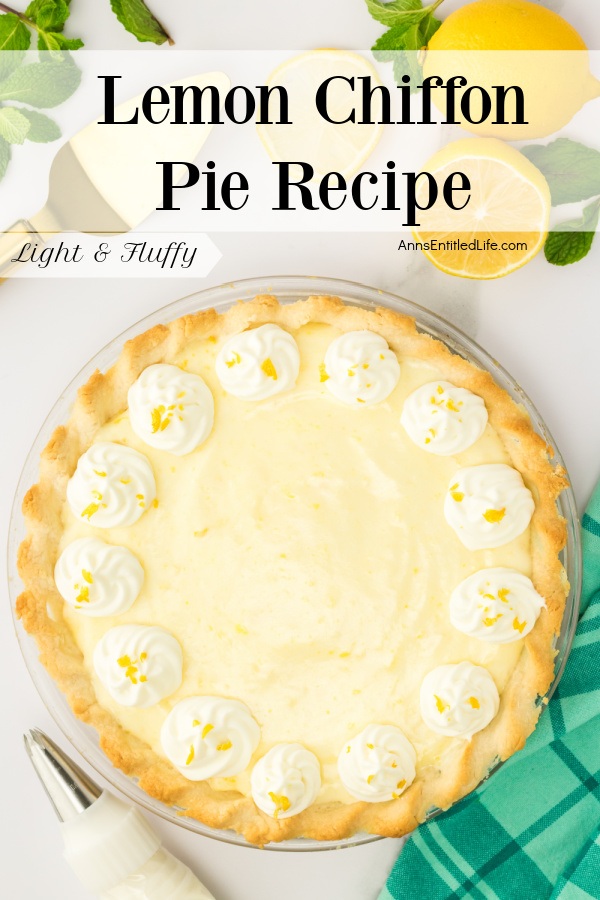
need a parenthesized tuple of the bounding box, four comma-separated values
(365, 0, 423, 26)
(0, 13, 31, 82)
(372, 14, 428, 52)
(0, 13, 31, 51)
(37, 31, 83, 51)
(19, 107, 60, 141)
(109, 0, 172, 45)
(0, 105, 31, 143)
(0, 134, 11, 180)
(25, 0, 70, 32)
(374, 15, 441, 94)
(544, 197, 600, 266)
(0, 60, 81, 107)
(521, 138, 600, 206)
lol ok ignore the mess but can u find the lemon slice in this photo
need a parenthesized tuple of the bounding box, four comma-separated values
(257, 50, 383, 179)
(413, 138, 551, 280)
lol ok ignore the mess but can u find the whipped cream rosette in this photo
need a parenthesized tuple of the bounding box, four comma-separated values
(450, 567, 545, 643)
(322, 330, 400, 406)
(444, 463, 535, 550)
(161, 696, 261, 780)
(401, 380, 488, 455)
(251, 743, 321, 819)
(338, 724, 416, 802)
(420, 661, 500, 739)
(54, 537, 144, 617)
(215, 324, 300, 400)
(93, 625, 183, 708)
(128, 364, 214, 455)
(67, 442, 156, 528)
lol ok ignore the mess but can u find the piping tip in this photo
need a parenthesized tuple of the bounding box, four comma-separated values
(24, 728, 102, 822)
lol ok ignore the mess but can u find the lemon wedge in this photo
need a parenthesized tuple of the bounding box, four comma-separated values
(257, 50, 383, 179)
(413, 138, 551, 279)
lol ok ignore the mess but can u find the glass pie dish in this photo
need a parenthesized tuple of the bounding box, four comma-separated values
(8, 275, 581, 851)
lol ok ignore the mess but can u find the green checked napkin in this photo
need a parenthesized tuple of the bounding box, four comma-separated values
(380, 484, 600, 900)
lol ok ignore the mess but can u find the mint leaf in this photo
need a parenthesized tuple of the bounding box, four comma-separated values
(0, 59, 80, 107)
(521, 139, 600, 206)
(110, 0, 172, 45)
(372, 15, 429, 51)
(0, 134, 10, 179)
(365, 0, 423, 26)
(0, 105, 31, 143)
(0, 13, 31, 81)
(25, 0, 70, 32)
(544, 197, 600, 266)
(19, 106, 60, 141)
(0, 12, 31, 50)
(37, 31, 83, 51)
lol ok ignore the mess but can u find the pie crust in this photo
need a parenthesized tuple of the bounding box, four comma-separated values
(17, 295, 568, 845)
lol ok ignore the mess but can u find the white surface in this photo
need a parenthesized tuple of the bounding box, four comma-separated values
(1, 2, 600, 899)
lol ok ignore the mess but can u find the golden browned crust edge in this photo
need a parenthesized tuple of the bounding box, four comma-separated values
(17, 294, 568, 845)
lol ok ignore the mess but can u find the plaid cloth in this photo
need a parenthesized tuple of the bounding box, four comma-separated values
(380, 485, 600, 900)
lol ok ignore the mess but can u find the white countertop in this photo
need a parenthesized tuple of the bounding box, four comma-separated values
(2, 2, 600, 899)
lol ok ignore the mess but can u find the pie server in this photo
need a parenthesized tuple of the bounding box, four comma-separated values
(0, 71, 229, 277)
(24, 728, 216, 899)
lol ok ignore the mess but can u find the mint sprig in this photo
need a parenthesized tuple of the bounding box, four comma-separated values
(520, 139, 600, 266)
(0, 1, 82, 183)
(366, 0, 444, 94)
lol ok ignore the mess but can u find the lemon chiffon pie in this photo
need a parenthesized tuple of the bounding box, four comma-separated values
(17, 295, 568, 844)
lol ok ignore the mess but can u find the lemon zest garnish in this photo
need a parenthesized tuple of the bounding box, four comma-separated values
(120, 477, 131, 485)
(513, 617, 527, 633)
(93, 469, 107, 477)
(139, 675, 147, 682)
(437, 385, 444, 394)
(435, 694, 448, 714)
(75, 585, 90, 604)
(483, 614, 503, 627)
(140, 652, 147, 661)
(446, 398, 461, 412)
(186, 745, 195, 765)
(91, 490, 103, 500)
(268, 793, 291, 818)
(391, 760, 397, 768)
(217, 740, 232, 751)
(367, 775, 374, 784)
(225, 352, 241, 368)
(82, 569, 93, 584)
(81, 502, 100, 520)
(346, 746, 351, 753)
(208, 336, 216, 343)
(202, 724, 214, 739)
(269, 792, 290, 816)
(366, 743, 374, 749)
(136, 493, 144, 500)
(339, 651, 350, 658)
(483, 507, 506, 523)
(151, 405, 165, 433)
(397, 779, 406, 790)
(498, 588, 510, 602)
(192, 719, 201, 727)
(152, 498, 159, 508)
(363, 363, 369, 369)
(347, 368, 356, 377)
(117, 655, 131, 667)
(318, 362, 329, 383)
(468, 696, 480, 709)
(177, 391, 186, 398)
(261, 357, 278, 380)
(357, 398, 365, 403)
(451, 491, 465, 502)
(379, 353, 385, 360)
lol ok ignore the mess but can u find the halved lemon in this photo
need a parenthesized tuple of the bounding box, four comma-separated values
(413, 138, 551, 279)
(257, 50, 384, 179)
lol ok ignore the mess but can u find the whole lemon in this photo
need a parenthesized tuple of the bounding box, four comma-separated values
(423, 0, 600, 139)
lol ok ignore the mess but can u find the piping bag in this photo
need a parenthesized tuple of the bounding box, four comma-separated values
(24, 728, 216, 899)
